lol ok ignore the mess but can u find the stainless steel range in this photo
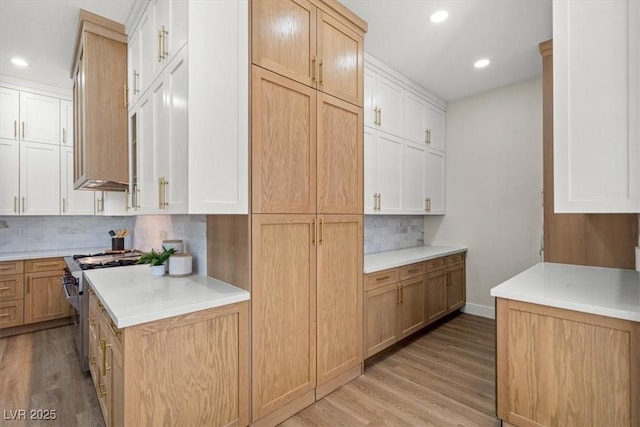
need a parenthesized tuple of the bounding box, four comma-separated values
(62, 250, 141, 372)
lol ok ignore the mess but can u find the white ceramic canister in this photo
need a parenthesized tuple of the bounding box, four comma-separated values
(169, 253, 193, 277)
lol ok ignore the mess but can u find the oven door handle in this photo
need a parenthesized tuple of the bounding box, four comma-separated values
(61, 278, 80, 311)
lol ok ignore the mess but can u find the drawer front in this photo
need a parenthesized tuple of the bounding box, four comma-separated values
(425, 257, 446, 271)
(447, 253, 465, 265)
(0, 275, 24, 302)
(25, 258, 66, 273)
(364, 268, 399, 290)
(0, 260, 24, 276)
(0, 299, 24, 329)
(399, 262, 425, 280)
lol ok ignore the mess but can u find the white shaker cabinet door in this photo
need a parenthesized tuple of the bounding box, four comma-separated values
(426, 104, 446, 153)
(553, 0, 640, 212)
(404, 91, 428, 145)
(20, 141, 59, 215)
(375, 132, 403, 214)
(19, 92, 59, 145)
(425, 149, 445, 215)
(60, 100, 73, 146)
(61, 146, 94, 215)
(402, 141, 427, 214)
(0, 87, 19, 140)
(374, 75, 404, 137)
(0, 138, 20, 215)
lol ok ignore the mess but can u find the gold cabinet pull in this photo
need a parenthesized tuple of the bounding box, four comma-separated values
(158, 29, 163, 62)
(400, 286, 404, 304)
(0, 313, 9, 318)
(158, 177, 168, 208)
(62, 197, 66, 213)
(62, 128, 67, 144)
(134, 185, 140, 209)
(163, 180, 169, 207)
(319, 58, 324, 85)
(378, 193, 382, 211)
(21, 197, 25, 213)
(123, 85, 128, 108)
(311, 219, 316, 245)
(427, 197, 431, 212)
(311, 56, 317, 82)
(161, 25, 169, 59)
(319, 218, 323, 245)
(396, 286, 400, 305)
(378, 108, 382, 126)
(376, 275, 390, 282)
(133, 71, 140, 94)
(21, 122, 25, 139)
(13, 120, 17, 138)
(125, 189, 130, 211)
(98, 382, 107, 398)
(0, 286, 10, 291)
(373, 107, 379, 126)
(13, 196, 17, 213)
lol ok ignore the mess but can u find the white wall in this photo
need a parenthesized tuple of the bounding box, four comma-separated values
(424, 77, 543, 317)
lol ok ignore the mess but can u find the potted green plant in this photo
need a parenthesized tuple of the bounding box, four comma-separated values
(137, 247, 177, 276)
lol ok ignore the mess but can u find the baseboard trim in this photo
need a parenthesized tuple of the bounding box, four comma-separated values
(462, 303, 495, 319)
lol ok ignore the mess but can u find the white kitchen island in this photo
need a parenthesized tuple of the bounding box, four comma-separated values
(84, 266, 249, 427)
(491, 262, 639, 427)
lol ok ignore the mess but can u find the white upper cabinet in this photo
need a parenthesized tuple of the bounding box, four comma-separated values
(20, 141, 60, 215)
(0, 139, 20, 215)
(127, 0, 248, 214)
(364, 54, 447, 215)
(0, 87, 19, 140)
(553, 0, 640, 213)
(128, 28, 141, 106)
(61, 146, 94, 215)
(19, 92, 60, 145)
(60, 100, 73, 146)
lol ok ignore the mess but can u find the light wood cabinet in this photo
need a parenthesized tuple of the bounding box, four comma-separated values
(71, 10, 128, 191)
(496, 298, 639, 427)
(252, 66, 362, 215)
(364, 253, 466, 358)
(24, 258, 70, 324)
(252, 0, 364, 106)
(89, 287, 249, 427)
(0, 261, 24, 329)
(553, 0, 640, 213)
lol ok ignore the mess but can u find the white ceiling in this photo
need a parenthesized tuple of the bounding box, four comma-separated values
(0, 0, 551, 101)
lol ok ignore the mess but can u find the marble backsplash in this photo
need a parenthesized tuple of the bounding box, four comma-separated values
(364, 215, 424, 254)
(0, 214, 207, 276)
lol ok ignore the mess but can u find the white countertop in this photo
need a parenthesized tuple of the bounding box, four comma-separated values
(0, 247, 108, 262)
(490, 262, 640, 322)
(84, 265, 250, 328)
(364, 246, 467, 273)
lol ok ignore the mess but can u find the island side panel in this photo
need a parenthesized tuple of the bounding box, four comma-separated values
(496, 298, 637, 427)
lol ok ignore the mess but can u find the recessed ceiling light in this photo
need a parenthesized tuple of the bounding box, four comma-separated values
(474, 59, 491, 69)
(11, 57, 29, 68)
(430, 10, 449, 23)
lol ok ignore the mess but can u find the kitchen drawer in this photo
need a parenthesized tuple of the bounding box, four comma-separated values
(0, 260, 24, 276)
(25, 258, 66, 273)
(447, 253, 465, 265)
(0, 299, 24, 329)
(0, 274, 24, 302)
(365, 268, 399, 290)
(425, 257, 446, 271)
(399, 262, 425, 280)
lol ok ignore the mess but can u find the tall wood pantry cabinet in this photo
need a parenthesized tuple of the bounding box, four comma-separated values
(208, 1, 367, 425)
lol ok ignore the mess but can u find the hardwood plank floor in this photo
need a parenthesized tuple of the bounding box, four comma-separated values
(0, 313, 497, 427)
(0, 325, 104, 427)
(280, 313, 499, 427)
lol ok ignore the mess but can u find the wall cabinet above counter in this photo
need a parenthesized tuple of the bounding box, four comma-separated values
(364, 54, 447, 215)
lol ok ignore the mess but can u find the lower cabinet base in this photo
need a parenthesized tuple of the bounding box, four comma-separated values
(316, 363, 362, 400)
(252, 390, 316, 427)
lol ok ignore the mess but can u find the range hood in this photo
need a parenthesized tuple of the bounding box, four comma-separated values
(71, 9, 129, 192)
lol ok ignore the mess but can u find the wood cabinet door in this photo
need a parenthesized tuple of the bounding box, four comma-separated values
(251, 0, 317, 88)
(364, 283, 399, 358)
(317, 93, 363, 214)
(24, 270, 70, 324)
(426, 269, 447, 322)
(251, 214, 317, 421)
(446, 263, 465, 311)
(0, 274, 24, 302)
(0, 300, 23, 329)
(399, 276, 426, 338)
(316, 10, 363, 106)
(316, 215, 362, 388)
(252, 67, 317, 214)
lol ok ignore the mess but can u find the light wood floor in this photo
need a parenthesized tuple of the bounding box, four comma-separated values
(0, 313, 497, 427)
(281, 313, 499, 427)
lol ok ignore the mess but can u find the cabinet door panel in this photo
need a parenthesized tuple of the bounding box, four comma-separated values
(399, 277, 425, 338)
(252, 67, 317, 213)
(363, 128, 375, 213)
(20, 142, 60, 215)
(136, 94, 155, 213)
(404, 91, 428, 145)
(375, 75, 404, 136)
(60, 100, 73, 146)
(364, 283, 399, 357)
(402, 142, 426, 213)
(61, 147, 95, 215)
(251, 214, 316, 421)
(317, 10, 363, 106)
(0, 138, 20, 215)
(426, 269, 447, 322)
(447, 263, 465, 311)
(426, 149, 445, 214)
(24, 270, 70, 324)
(316, 215, 362, 387)
(375, 132, 403, 213)
(0, 274, 24, 302)
(317, 93, 362, 214)
(426, 104, 446, 152)
(19, 92, 59, 145)
(0, 87, 19, 140)
(252, 0, 316, 88)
